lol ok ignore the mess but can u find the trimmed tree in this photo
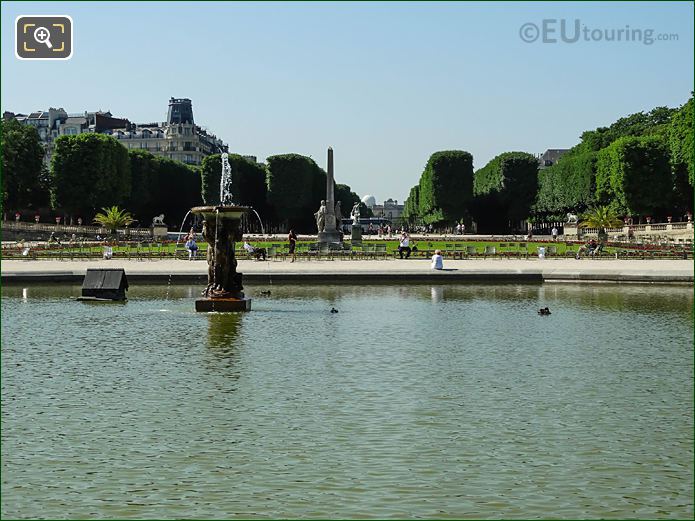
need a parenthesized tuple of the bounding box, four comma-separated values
(50, 133, 130, 219)
(266, 154, 326, 231)
(200, 154, 267, 212)
(533, 151, 597, 220)
(417, 150, 474, 226)
(1, 119, 49, 211)
(402, 185, 420, 224)
(472, 151, 538, 232)
(595, 135, 672, 217)
(668, 96, 694, 212)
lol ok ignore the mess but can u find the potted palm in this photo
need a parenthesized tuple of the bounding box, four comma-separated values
(579, 206, 623, 243)
(93, 206, 134, 240)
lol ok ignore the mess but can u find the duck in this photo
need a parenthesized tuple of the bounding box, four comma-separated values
(538, 307, 551, 315)
(259, 290, 271, 296)
(330, 307, 339, 313)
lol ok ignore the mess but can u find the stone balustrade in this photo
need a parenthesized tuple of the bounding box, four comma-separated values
(563, 221, 693, 242)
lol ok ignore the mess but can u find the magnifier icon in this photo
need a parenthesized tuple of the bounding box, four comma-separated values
(33, 26, 53, 49)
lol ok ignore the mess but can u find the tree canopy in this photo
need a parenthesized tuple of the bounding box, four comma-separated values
(595, 135, 672, 216)
(473, 151, 538, 231)
(1, 119, 49, 211)
(416, 150, 474, 225)
(50, 133, 131, 217)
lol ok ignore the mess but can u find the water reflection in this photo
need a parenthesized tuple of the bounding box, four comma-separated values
(206, 312, 242, 350)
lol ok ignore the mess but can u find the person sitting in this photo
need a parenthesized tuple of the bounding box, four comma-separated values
(398, 232, 411, 259)
(589, 242, 604, 257)
(431, 249, 443, 270)
(185, 236, 198, 260)
(243, 241, 267, 261)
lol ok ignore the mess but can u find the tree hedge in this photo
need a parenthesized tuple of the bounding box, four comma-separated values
(533, 150, 597, 219)
(595, 135, 672, 216)
(148, 156, 201, 228)
(266, 154, 326, 231)
(402, 184, 420, 223)
(472, 151, 538, 231)
(50, 133, 130, 219)
(417, 150, 473, 225)
(1, 119, 49, 211)
(668, 96, 694, 211)
(334, 183, 361, 221)
(200, 153, 267, 212)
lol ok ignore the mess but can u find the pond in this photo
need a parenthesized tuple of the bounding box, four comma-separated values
(2, 283, 693, 519)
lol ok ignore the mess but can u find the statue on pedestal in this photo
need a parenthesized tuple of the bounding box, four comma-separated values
(351, 203, 361, 225)
(314, 200, 327, 233)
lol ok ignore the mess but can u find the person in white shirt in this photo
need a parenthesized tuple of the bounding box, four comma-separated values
(398, 233, 411, 259)
(431, 249, 443, 270)
(551, 226, 558, 241)
(243, 241, 266, 261)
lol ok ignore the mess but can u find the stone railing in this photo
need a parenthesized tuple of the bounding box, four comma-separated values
(2, 221, 153, 238)
(563, 221, 693, 242)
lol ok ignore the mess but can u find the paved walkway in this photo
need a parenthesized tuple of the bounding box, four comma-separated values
(2, 258, 692, 283)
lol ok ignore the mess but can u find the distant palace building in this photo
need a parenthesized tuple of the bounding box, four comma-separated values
(4, 97, 227, 166)
(361, 195, 405, 225)
(537, 148, 569, 168)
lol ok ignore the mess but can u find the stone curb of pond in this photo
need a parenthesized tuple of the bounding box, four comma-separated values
(2, 270, 692, 284)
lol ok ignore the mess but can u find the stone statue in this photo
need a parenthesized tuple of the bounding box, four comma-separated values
(314, 200, 326, 232)
(152, 214, 165, 225)
(334, 201, 342, 221)
(566, 212, 578, 224)
(351, 203, 361, 225)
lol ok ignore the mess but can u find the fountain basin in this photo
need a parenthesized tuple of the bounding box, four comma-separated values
(191, 205, 251, 312)
(190, 205, 249, 221)
(195, 297, 252, 312)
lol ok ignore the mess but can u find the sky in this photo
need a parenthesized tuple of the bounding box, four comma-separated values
(2, 1, 693, 203)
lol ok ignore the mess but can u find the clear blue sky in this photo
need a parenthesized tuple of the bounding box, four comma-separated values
(2, 1, 693, 202)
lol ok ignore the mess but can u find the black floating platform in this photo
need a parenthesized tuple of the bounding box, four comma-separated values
(76, 296, 127, 303)
(195, 298, 252, 312)
(81, 268, 128, 301)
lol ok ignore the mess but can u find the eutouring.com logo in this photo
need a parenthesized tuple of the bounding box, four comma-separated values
(519, 19, 678, 45)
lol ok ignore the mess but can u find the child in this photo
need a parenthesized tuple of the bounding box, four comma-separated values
(431, 249, 443, 270)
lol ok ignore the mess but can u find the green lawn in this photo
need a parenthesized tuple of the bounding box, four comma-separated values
(3, 238, 690, 260)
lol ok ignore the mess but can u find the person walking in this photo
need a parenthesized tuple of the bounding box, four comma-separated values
(288, 229, 297, 262)
(551, 226, 558, 241)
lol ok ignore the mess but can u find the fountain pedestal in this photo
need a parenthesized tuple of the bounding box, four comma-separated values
(191, 205, 252, 312)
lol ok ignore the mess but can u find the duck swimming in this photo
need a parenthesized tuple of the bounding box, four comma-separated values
(538, 307, 551, 315)
(330, 307, 339, 313)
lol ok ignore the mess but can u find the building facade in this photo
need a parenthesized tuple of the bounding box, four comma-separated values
(537, 148, 569, 168)
(4, 97, 227, 166)
(361, 195, 405, 225)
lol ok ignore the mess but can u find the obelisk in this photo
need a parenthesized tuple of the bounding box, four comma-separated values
(317, 146, 342, 244)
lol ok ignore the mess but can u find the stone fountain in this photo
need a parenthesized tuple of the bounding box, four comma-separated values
(191, 153, 251, 312)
